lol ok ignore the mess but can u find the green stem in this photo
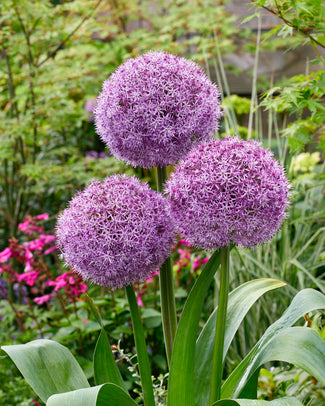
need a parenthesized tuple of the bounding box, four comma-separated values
(125, 284, 155, 406)
(159, 257, 177, 366)
(209, 246, 230, 404)
(156, 166, 168, 193)
(156, 166, 177, 367)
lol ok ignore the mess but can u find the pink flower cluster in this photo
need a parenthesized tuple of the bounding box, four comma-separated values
(134, 270, 159, 307)
(134, 239, 210, 307)
(0, 213, 87, 306)
(175, 243, 210, 275)
(32, 272, 88, 305)
(0, 214, 57, 275)
(47, 272, 87, 297)
(18, 213, 49, 235)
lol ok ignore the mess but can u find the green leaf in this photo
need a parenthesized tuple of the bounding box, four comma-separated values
(86, 295, 104, 327)
(240, 12, 260, 25)
(213, 400, 239, 406)
(1, 339, 89, 403)
(167, 249, 222, 406)
(47, 383, 138, 406)
(261, 25, 283, 42)
(222, 289, 325, 398)
(238, 367, 260, 399)
(289, 259, 325, 294)
(142, 308, 162, 329)
(87, 294, 125, 389)
(194, 279, 285, 406)
(93, 329, 125, 389)
(213, 398, 303, 405)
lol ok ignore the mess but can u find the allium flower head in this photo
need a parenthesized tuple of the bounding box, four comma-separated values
(56, 175, 175, 288)
(165, 137, 290, 250)
(94, 51, 222, 168)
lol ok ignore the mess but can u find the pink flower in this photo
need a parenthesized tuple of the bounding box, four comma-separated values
(25, 249, 33, 260)
(15, 271, 39, 286)
(57, 272, 70, 281)
(55, 280, 67, 290)
(179, 239, 192, 247)
(0, 247, 12, 263)
(68, 276, 75, 285)
(137, 293, 144, 307)
(79, 284, 88, 294)
(47, 279, 67, 291)
(34, 294, 51, 305)
(24, 239, 44, 251)
(146, 270, 159, 283)
(35, 213, 49, 220)
(18, 220, 31, 233)
(23, 235, 56, 252)
(178, 248, 191, 260)
(40, 234, 56, 244)
(44, 246, 57, 255)
(18, 220, 43, 235)
(192, 257, 202, 272)
(24, 260, 32, 272)
(46, 280, 56, 287)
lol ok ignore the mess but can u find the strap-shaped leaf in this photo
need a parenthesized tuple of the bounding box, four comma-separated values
(47, 383, 138, 406)
(167, 249, 222, 406)
(86, 295, 104, 327)
(93, 328, 125, 389)
(194, 279, 285, 406)
(222, 288, 325, 398)
(87, 294, 125, 389)
(2, 339, 89, 403)
(213, 398, 303, 405)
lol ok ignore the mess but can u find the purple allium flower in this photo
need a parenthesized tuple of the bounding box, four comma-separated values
(94, 51, 222, 168)
(165, 137, 290, 250)
(56, 175, 175, 288)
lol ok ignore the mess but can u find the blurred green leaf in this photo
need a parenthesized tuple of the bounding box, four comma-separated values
(142, 308, 162, 329)
(47, 383, 138, 406)
(213, 397, 303, 405)
(1, 339, 89, 403)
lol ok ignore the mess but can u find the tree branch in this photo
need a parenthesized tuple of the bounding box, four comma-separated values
(262, 4, 325, 50)
(37, 0, 103, 68)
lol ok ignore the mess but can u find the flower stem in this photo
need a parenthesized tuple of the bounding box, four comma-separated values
(156, 166, 177, 367)
(209, 246, 230, 404)
(159, 256, 177, 366)
(125, 284, 155, 406)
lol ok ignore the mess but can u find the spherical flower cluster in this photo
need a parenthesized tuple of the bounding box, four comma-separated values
(94, 51, 222, 168)
(165, 137, 290, 250)
(56, 175, 175, 288)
